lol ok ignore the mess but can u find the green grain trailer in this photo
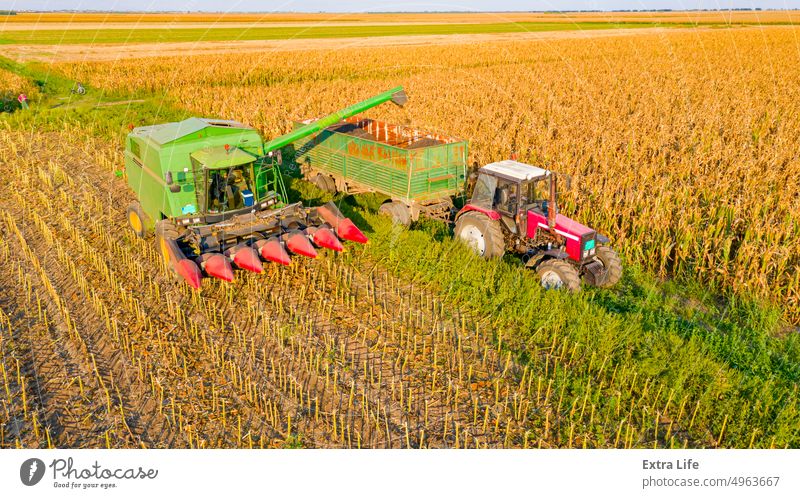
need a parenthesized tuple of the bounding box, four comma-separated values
(293, 114, 468, 225)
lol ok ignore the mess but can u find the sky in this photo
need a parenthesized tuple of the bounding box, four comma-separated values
(3, 1, 799, 12)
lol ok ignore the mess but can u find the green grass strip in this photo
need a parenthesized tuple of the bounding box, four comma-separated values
(0, 21, 686, 45)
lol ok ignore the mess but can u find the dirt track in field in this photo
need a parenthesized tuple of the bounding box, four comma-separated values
(0, 130, 559, 448)
(3, 26, 725, 62)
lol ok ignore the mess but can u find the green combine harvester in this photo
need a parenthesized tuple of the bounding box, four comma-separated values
(124, 87, 408, 288)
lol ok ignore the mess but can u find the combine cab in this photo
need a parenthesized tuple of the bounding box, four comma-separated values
(454, 160, 622, 291)
(123, 88, 406, 288)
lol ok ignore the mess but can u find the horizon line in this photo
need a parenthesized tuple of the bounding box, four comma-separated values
(4, 8, 789, 14)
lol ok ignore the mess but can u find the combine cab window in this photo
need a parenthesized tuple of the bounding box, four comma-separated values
(207, 165, 256, 213)
(191, 156, 259, 215)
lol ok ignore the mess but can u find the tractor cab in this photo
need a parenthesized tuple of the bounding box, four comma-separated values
(189, 146, 281, 223)
(470, 160, 553, 235)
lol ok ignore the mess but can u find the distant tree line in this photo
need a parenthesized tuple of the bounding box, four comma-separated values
(0, 11, 17, 15)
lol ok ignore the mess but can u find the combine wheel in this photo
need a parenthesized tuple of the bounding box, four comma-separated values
(379, 201, 411, 227)
(536, 259, 581, 292)
(594, 246, 623, 288)
(155, 219, 180, 268)
(454, 211, 504, 259)
(126, 201, 148, 238)
(312, 173, 337, 193)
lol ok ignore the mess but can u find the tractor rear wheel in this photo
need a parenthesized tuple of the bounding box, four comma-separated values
(454, 211, 505, 259)
(379, 201, 411, 227)
(536, 259, 581, 292)
(312, 173, 337, 193)
(594, 246, 622, 288)
(155, 220, 180, 269)
(126, 201, 147, 238)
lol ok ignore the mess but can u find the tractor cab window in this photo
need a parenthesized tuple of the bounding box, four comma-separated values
(495, 181, 519, 215)
(521, 176, 550, 213)
(471, 173, 497, 209)
(207, 165, 256, 213)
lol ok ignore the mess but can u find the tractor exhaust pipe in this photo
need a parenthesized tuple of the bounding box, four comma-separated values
(548, 173, 557, 230)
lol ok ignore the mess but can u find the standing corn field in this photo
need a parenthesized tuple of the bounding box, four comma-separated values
(55, 26, 800, 323)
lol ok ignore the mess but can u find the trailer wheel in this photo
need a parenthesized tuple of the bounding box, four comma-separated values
(454, 211, 504, 259)
(312, 173, 337, 193)
(155, 220, 180, 268)
(126, 201, 148, 238)
(379, 201, 411, 226)
(536, 259, 581, 292)
(594, 246, 622, 288)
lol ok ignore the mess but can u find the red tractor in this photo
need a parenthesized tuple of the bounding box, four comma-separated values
(454, 160, 622, 291)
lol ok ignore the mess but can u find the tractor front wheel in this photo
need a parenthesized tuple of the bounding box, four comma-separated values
(379, 201, 411, 227)
(454, 211, 505, 259)
(594, 246, 622, 288)
(536, 259, 581, 292)
(126, 201, 148, 238)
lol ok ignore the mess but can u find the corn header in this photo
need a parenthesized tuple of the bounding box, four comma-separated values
(124, 87, 407, 288)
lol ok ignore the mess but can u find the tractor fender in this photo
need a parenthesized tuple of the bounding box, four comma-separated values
(524, 249, 570, 268)
(456, 204, 501, 221)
